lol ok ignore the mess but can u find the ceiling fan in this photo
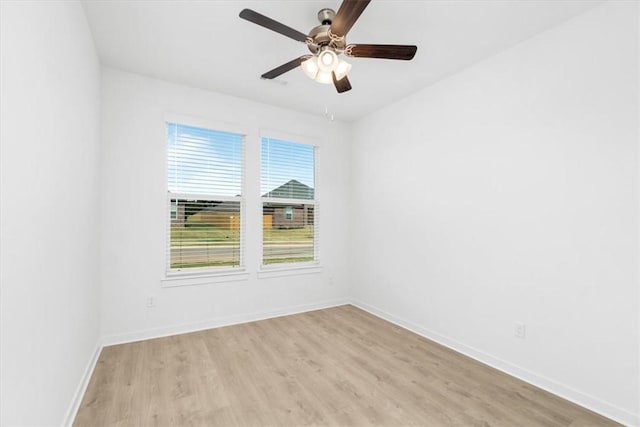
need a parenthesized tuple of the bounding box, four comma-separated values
(239, 0, 417, 93)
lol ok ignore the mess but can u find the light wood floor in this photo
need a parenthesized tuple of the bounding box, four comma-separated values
(75, 305, 619, 426)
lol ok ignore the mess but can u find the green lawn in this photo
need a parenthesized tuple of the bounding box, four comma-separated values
(171, 225, 239, 246)
(170, 225, 314, 269)
(263, 256, 314, 265)
(171, 225, 313, 246)
(263, 226, 313, 242)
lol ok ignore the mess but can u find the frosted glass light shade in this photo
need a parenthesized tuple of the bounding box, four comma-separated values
(318, 50, 338, 72)
(315, 70, 333, 84)
(334, 60, 352, 81)
(301, 56, 319, 79)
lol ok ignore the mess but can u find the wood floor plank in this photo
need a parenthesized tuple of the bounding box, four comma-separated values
(74, 305, 621, 426)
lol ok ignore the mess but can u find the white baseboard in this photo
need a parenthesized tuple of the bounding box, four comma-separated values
(62, 341, 103, 427)
(101, 298, 350, 346)
(350, 298, 639, 427)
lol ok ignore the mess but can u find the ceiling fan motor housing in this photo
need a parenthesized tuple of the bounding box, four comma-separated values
(307, 8, 346, 54)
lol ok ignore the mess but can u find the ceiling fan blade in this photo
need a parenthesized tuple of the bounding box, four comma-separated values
(239, 9, 308, 43)
(332, 71, 352, 93)
(345, 44, 417, 60)
(261, 56, 310, 79)
(330, 0, 371, 39)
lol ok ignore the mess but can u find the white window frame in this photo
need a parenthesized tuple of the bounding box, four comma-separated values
(259, 130, 321, 277)
(170, 200, 178, 220)
(284, 206, 293, 221)
(162, 114, 249, 286)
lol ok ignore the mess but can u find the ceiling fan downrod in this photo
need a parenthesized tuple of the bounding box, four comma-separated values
(317, 8, 335, 25)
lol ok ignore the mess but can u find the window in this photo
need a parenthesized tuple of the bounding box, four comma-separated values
(170, 200, 178, 220)
(167, 123, 244, 273)
(261, 137, 316, 266)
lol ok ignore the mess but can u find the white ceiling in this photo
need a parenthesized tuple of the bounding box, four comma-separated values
(82, 0, 602, 122)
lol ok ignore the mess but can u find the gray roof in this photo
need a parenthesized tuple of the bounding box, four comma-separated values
(263, 179, 314, 200)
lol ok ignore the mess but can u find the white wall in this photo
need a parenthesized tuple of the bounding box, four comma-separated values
(350, 1, 639, 424)
(99, 68, 351, 342)
(0, 2, 102, 425)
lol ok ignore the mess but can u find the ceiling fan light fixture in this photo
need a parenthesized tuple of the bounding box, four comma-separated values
(302, 55, 351, 85)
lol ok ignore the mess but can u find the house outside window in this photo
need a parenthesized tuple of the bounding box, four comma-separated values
(261, 136, 317, 266)
(167, 122, 244, 273)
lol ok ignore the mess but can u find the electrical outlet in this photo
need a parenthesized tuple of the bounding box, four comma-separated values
(515, 322, 526, 338)
(146, 296, 156, 308)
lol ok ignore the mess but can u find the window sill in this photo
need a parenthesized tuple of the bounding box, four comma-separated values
(161, 269, 249, 288)
(257, 263, 323, 279)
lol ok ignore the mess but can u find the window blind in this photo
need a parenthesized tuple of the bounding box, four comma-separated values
(167, 123, 244, 272)
(261, 137, 316, 265)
